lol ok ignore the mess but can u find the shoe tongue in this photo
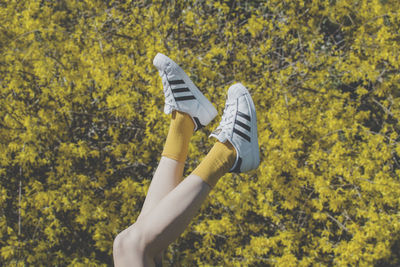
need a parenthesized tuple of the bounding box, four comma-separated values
(210, 128, 227, 143)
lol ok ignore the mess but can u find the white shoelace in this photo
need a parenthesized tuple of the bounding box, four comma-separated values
(162, 74, 175, 111)
(218, 100, 236, 135)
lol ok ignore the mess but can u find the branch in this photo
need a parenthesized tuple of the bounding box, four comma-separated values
(372, 97, 394, 117)
(326, 213, 349, 232)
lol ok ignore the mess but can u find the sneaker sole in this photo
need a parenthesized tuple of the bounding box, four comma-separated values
(243, 89, 260, 171)
(229, 84, 260, 172)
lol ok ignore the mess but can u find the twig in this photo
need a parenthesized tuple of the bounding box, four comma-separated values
(326, 213, 349, 232)
(372, 97, 394, 117)
(17, 166, 22, 266)
(18, 180, 22, 236)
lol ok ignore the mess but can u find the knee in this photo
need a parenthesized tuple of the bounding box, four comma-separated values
(113, 224, 147, 258)
(113, 231, 126, 256)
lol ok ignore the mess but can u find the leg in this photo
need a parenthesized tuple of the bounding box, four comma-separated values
(138, 175, 210, 256)
(113, 128, 189, 267)
(138, 110, 195, 220)
(138, 157, 185, 265)
(137, 110, 194, 265)
(114, 174, 211, 266)
(114, 54, 217, 266)
(113, 235, 156, 267)
(137, 157, 184, 222)
(136, 157, 184, 265)
(113, 83, 259, 265)
(136, 52, 218, 221)
(113, 140, 236, 266)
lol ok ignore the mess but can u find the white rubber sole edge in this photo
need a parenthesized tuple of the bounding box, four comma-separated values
(245, 92, 260, 171)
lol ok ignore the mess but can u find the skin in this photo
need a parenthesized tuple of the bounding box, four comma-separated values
(113, 162, 211, 266)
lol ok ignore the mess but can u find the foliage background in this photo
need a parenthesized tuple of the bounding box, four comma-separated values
(1, 0, 400, 266)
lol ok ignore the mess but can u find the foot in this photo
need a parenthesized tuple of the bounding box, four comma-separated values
(153, 53, 218, 131)
(210, 83, 260, 173)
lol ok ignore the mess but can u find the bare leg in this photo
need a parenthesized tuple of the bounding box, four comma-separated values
(139, 175, 210, 255)
(135, 109, 194, 265)
(115, 110, 194, 265)
(113, 158, 186, 267)
(114, 175, 211, 266)
(136, 157, 184, 265)
(113, 139, 236, 266)
(138, 157, 184, 221)
(138, 111, 193, 222)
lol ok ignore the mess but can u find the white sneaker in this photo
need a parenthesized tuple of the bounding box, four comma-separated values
(153, 53, 218, 131)
(210, 83, 260, 173)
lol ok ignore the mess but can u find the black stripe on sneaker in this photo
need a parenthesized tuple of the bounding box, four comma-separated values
(174, 95, 196, 101)
(169, 79, 185, 85)
(235, 119, 251, 132)
(233, 128, 251, 142)
(193, 116, 205, 131)
(237, 111, 251, 121)
(171, 87, 190, 93)
(231, 157, 242, 173)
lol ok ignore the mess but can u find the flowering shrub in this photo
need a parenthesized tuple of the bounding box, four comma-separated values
(1, 0, 399, 265)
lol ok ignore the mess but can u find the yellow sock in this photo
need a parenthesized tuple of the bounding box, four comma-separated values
(192, 141, 237, 188)
(162, 111, 195, 163)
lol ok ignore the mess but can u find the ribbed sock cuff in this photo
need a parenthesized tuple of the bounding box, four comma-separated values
(162, 111, 195, 163)
(192, 141, 236, 188)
